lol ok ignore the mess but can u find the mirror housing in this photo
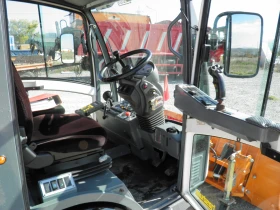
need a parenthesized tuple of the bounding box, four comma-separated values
(210, 12, 263, 78)
(60, 33, 75, 64)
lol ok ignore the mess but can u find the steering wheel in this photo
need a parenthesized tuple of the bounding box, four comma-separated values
(99, 49, 152, 82)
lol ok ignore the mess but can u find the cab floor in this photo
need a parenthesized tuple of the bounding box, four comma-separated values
(110, 154, 177, 204)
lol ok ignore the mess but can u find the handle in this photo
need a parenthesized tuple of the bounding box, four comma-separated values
(208, 65, 226, 101)
(167, 13, 183, 60)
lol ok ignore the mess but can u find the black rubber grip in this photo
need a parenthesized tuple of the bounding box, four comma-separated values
(246, 116, 280, 133)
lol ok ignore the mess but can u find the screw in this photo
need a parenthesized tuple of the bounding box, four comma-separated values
(119, 188, 124, 193)
(245, 189, 250, 194)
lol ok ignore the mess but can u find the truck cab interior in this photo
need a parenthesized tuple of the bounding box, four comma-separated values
(1, 0, 280, 210)
(14, 45, 181, 208)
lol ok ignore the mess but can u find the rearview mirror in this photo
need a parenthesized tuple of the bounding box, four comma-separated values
(60, 33, 75, 64)
(211, 12, 263, 78)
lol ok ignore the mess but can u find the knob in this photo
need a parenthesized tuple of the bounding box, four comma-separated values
(103, 91, 112, 101)
(166, 127, 178, 133)
(113, 51, 120, 60)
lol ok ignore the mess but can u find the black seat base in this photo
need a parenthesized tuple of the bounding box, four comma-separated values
(28, 149, 112, 181)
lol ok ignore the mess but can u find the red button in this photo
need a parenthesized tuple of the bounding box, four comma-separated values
(125, 112, 131, 117)
(142, 83, 148, 89)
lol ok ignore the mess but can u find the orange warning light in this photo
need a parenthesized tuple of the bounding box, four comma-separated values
(0, 156, 6, 165)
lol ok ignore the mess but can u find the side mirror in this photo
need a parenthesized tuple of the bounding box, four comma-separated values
(211, 12, 263, 78)
(60, 33, 75, 64)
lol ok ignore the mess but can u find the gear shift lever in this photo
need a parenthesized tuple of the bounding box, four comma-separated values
(208, 64, 226, 111)
(102, 91, 113, 119)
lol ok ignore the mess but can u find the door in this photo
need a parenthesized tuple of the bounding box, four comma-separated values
(0, 0, 29, 209)
(180, 0, 280, 210)
(6, 1, 101, 114)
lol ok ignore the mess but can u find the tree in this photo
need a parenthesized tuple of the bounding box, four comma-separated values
(9, 19, 38, 44)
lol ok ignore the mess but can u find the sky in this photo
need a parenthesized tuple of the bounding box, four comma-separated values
(206, 0, 279, 44)
(93, 0, 181, 24)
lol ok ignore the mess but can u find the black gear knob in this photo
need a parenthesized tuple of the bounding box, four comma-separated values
(103, 91, 112, 101)
(113, 51, 120, 60)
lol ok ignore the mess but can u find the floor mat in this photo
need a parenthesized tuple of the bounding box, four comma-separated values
(110, 154, 177, 203)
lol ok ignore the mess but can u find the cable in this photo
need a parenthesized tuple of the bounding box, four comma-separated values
(210, 146, 217, 164)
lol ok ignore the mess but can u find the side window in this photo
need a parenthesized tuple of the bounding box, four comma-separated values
(198, 0, 279, 117)
(7, 2, 45, 77)
(6, 1, 91, 84)
(264, 40, 280, 122)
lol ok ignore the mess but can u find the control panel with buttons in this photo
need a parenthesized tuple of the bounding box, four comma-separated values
(38, 173, 76, 201)
(117, 111, 136, 121)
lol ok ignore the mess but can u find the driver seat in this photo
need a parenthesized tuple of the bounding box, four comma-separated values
(13, 63, 107, 169)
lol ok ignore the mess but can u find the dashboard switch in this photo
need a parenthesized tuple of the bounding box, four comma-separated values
(64, 177, 72, 187)
(51, 180, 58, 191)
(57, 178, 65, 189)
(43, 182, 52, 193)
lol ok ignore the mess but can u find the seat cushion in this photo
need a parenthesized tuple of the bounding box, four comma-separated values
(31, 114, 106, 153)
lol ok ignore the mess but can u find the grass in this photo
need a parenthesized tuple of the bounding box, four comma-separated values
(229, 57, 258, 76)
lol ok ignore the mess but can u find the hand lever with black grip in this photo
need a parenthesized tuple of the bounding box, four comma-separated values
(208, 65, 226, 110)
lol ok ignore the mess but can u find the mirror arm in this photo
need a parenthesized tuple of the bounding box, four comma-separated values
(224, 15, 232, 73)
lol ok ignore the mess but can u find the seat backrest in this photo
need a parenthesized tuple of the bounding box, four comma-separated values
(12, 63, 33, 142)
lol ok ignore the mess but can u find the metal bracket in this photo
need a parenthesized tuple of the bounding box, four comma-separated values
(19, 126, 27, 144)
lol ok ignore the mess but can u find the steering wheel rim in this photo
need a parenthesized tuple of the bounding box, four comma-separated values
(99, 49, 152, 82)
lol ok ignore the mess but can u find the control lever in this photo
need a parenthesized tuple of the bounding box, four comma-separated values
(75, 101, 104, 116)
(103, 91, 113, 119)
(208, 64, 226, 111)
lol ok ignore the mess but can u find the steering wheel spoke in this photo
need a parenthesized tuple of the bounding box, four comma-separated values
(99, 49, 152, 82)
(110, 68, 120, 75)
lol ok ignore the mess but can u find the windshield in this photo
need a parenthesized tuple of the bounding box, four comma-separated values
(91, 0, 199, 116)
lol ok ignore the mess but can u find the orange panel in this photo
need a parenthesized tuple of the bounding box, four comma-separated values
(162, 111, 280, 209)
(245, 151, 280, 210)
(210, 137, 280, 210)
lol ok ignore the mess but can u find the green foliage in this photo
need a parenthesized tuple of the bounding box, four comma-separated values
(268, 95, 279, 101)
(9, 19, 38, 44)
(229, 57, 258, 76)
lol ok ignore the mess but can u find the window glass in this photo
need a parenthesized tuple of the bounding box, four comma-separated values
(190, 135, 261, 210)
(6, 1, 92, 84)
(264, 38, 280, 121)
(198, 0, 279, 116)
(7, 1, 46, 77)
(91, 0, 185, 114)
